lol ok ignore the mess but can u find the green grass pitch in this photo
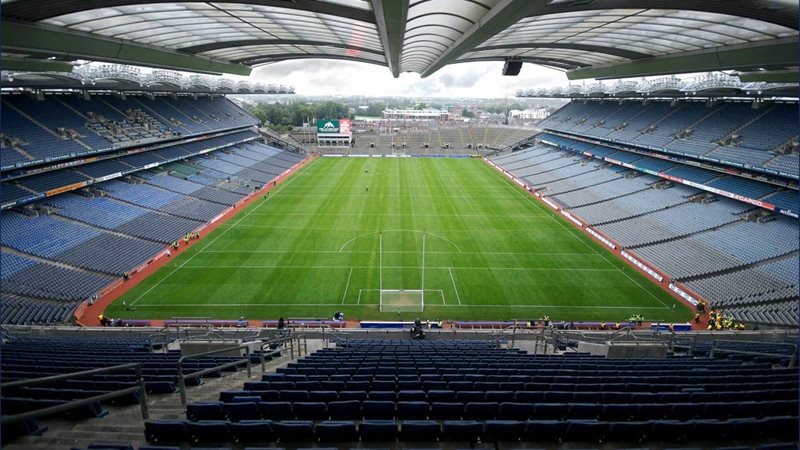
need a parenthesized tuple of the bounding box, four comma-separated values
(108, 157, 693, 323)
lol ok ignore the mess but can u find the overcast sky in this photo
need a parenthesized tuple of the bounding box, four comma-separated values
(246, 60, 571, 99)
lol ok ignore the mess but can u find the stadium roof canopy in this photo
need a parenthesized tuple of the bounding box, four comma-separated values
(2, 0, 798, 81)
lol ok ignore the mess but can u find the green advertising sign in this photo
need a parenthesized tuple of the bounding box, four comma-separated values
(317, 119, 340, 133)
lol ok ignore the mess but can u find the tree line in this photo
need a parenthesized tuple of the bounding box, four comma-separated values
(247, 101, 353, 133)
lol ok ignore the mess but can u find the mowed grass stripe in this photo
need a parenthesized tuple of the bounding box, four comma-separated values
(109, 158, 692, 322)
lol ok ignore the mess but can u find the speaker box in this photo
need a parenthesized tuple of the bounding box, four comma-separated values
(503, 60, 522, 76)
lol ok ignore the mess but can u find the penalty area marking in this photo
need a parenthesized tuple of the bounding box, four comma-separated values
(356, 289, 445, 306)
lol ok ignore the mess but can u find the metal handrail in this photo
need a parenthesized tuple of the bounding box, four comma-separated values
(259, 334, 296, 372)
(488, 324, 519, 348)
(1, 363, 149, 424)
(709, 340, 798, 367)
(177, 344, 251, 406)
(322, 325, 351, 348)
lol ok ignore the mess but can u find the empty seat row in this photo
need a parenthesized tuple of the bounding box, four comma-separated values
(190, 398, 798, 422)
(145, 416, 799, 445)
(218, 387, 797, 405)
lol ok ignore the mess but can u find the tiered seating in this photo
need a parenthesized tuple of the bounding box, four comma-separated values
(1, 252, 113, 301)
(1, 212, 100, 258)
(1, 212, 161, 276)
(663, 164, 720, 184)
(50, 194, 149, 229)
(490, 140, 798, 325)
(596, 199, 747, 248)
(706, 176, 779, 200)
(538, 100, 800, 176)
(685, 256, 798, 326)
(1, 97, 93, 163)
(0, 295, 75, 325)
(764, 190, 800, 213)
(552, 175, 653, 209)
(1, 335, 250, 441)
(101, 180, 184, 209)
(634, 218, 799, 279)
(1, 94, 259, 170)
(17, 169, 89, 194)
(160, 196, 228, 222)
(570, 186, 694, 225)
(146, 339, 799, 447)
(665, 103, 757, 157)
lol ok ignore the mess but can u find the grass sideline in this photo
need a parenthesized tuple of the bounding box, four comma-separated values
(107, 157, 692, 323)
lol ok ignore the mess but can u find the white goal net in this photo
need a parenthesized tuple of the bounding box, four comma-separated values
(380, 289, 424, 312)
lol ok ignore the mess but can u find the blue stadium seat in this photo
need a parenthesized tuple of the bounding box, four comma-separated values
(229, 420, 275, 444)
(359, 420, 398, 442)
(188, 402, 226, 421)
(396, 401, 430, 419)
(430, 402, 463, 420)
(482, 420, 525, 442)
(399, 420, 440, 441)
(441, 420, 482, 442)
(144, 420, 188, 443)
(315, 421, 358, 442)
(186, 420, 230, 444)
(258, 402, 294, 420)
(293, 402, 328, 420)
(327, 400, 361, 420)
(464, 402, 498, 420)
(523, 420, 566, 441)
(272, 421, 315, 442)
(223, 402, 260, 422)
(362, 401, 395, 419)
(338, 391, 368, 402)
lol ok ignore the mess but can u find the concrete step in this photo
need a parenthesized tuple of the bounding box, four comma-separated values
(3, 342, 307, 449)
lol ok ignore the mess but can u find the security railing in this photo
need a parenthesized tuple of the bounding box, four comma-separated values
(708, 340, 797, 367)
(1, 363, 149, 425)
(259, 331, 308, 372)
(322, 325, 352, 348)
(177, 344, 251, 406)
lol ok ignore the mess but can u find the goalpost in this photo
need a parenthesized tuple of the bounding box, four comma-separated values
(379, 232, 425, 312)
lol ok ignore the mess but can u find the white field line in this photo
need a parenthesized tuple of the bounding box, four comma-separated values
(244, 212, 548, 218)
(341, 267, 353, 305)
(201, 250, 598, 256)
(449, 267, 461, 306)
(129, 160, 314, 306)
(135, 303, 667, 309)
(177, 265, 619, 271)
(495, 168, 671, 309)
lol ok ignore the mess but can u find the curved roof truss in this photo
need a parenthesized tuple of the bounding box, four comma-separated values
(1, 0, 797, 80)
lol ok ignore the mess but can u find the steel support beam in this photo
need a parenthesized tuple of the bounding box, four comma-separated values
(420, 0, 551, 78)
(2, 20, 251, 76)
(567, 38, 799, 80)
(0, 57, 75, 73)
(2, 0, 375, 24)
(182, 39, 384, 57)
(737, 69, 799, 84)
(235, 54, 388, 68)
(473, 43, 649, 61)
(371, 0, 409, 78)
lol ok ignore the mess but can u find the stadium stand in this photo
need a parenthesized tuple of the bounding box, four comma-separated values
(123, 338, 798, 447)
(489, 126, 799, 326)
(537, 100, 799, 177)
(0, 94, 259, 171)
(0, 92, 306, 324)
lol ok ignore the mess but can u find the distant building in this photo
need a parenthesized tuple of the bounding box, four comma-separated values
(383, 108, 449, 121)
(509, 108, 550, 120)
